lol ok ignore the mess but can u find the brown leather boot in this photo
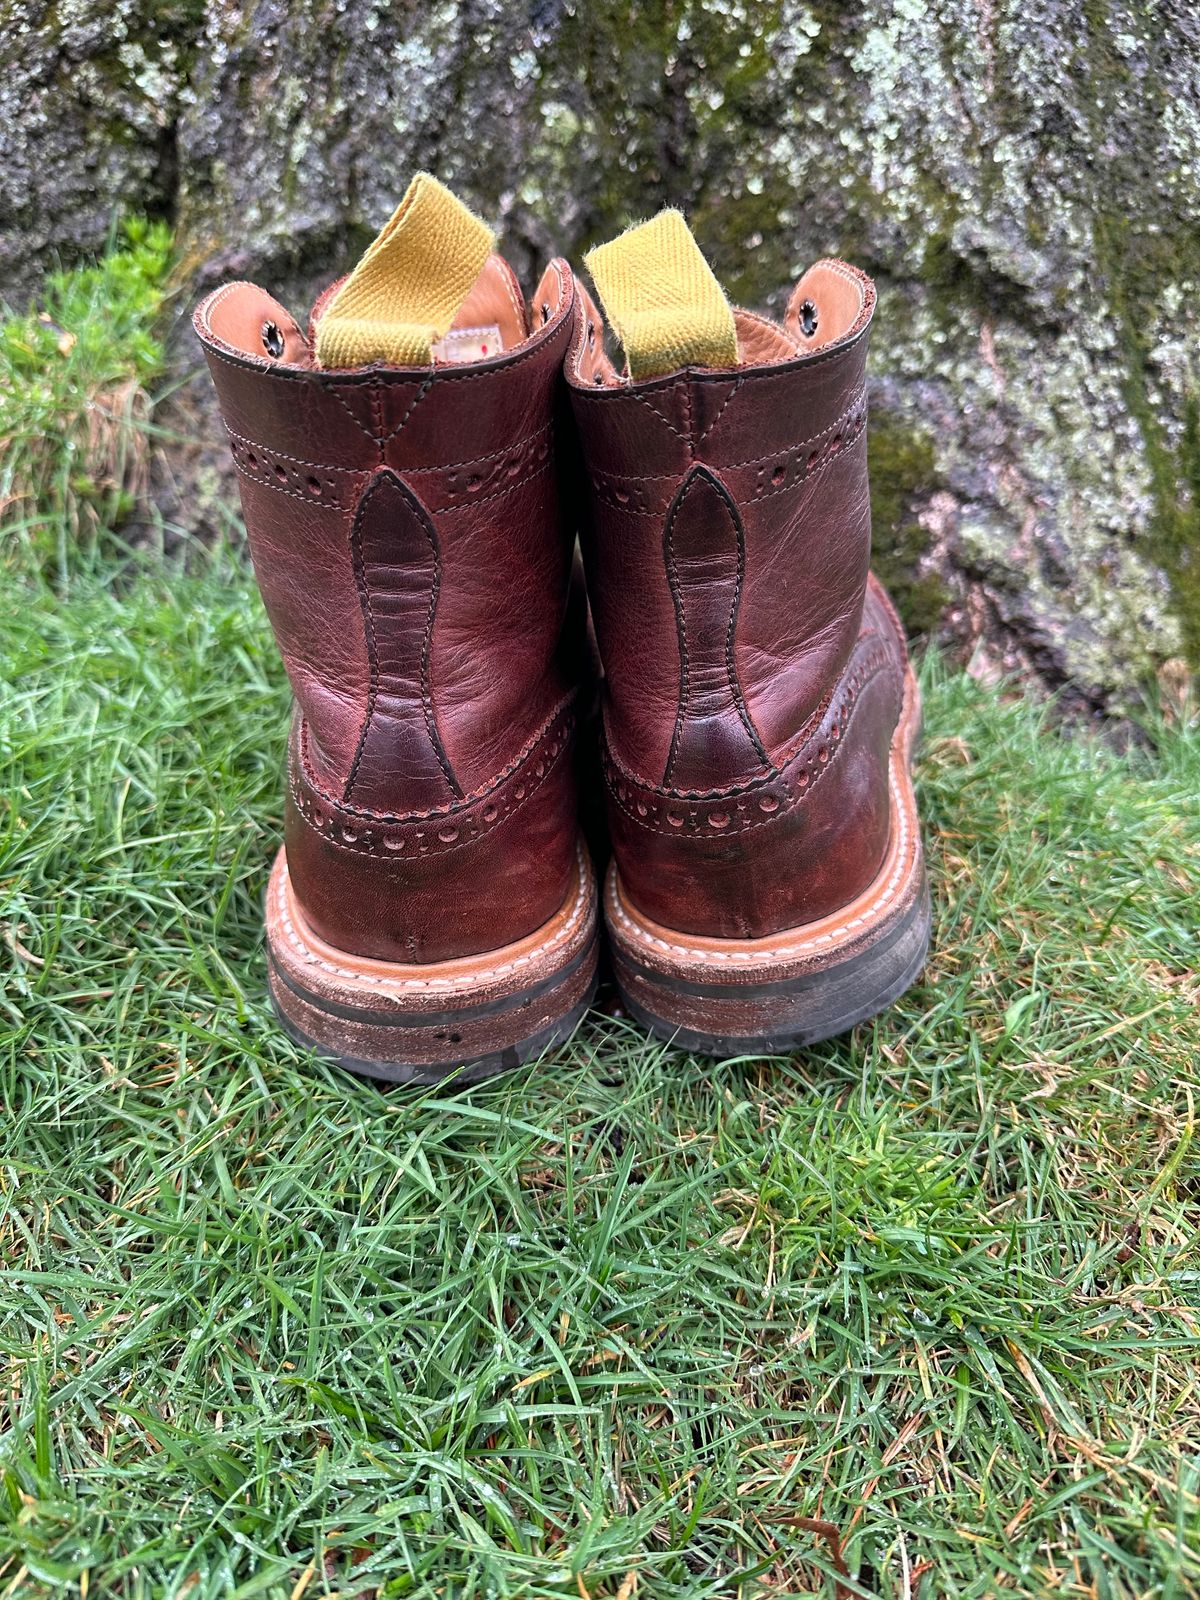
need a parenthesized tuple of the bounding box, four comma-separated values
(565, 211, 930, 1054)
(194, 177, 599, 1082)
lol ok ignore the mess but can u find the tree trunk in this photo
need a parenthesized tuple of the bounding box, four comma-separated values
(3, 0, 1197, 711)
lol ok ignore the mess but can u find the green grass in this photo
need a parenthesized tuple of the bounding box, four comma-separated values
(2, 545, 1199, 1599)
(0, 220, 173, 585)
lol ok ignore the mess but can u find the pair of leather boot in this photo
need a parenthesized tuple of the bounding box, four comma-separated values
(195, 177, 929, 1083)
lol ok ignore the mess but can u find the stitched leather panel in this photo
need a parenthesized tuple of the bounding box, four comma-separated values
(569, 325, 873, 781)
(344, 468, 458, 811)
(232, 470, 369, 794)
(605, 595, 904, 939)
(662, 466, 768, 790)
(605, 636, 894, 829)
(291, 698, 575, 851)
(285, 704, 578, 964)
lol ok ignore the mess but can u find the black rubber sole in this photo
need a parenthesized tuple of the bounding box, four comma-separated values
(615, 874, 931, 1056)
(269, 974, 599, 1086)
(264, 841, 600, 1086)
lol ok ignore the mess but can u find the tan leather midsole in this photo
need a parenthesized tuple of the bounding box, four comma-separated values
(607, 670, 923, 975)
(269, 840, 596, 1006)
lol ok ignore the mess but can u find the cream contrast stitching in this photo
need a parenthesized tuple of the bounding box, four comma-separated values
(232, 461, 347, 507)
(402, 421, 551, 475)
(727, 389, 865, 471)
(381, 376, 433, 443)
(436, 458, 553, 515)
(225, 420, 552, 480)
(750, 415, 865, 503)
(695, 378, 742, 446)
(587, 411, 865, 521)
(632, 385, 689, 442)
(225, 427, 364, 475)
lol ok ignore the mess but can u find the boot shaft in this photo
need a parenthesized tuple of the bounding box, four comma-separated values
(194, 194, 585, 967)
(196, 258, 577, 809)
(567, 256, 876, 789)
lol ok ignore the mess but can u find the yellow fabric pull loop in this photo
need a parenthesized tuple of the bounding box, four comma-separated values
(314, 174, 495, 369)
(584, 210, 738, 381)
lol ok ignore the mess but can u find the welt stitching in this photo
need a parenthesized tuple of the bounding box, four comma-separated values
(605, 658, 897, 838)
(419, 517, 462, 799)
(344, 483, 382, 802)
(297, 693, 575, 818)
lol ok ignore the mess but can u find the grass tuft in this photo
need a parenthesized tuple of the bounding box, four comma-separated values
(2, 546, 1198, 1598)
(0, 220, 173, 587)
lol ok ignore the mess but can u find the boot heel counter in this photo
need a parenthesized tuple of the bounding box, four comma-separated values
(284, 703, 579, 964)
(607, 640, 903, 939)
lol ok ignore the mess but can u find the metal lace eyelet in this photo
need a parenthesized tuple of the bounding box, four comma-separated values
(798, 299, 819, 338)
(262, 321, 285, 359)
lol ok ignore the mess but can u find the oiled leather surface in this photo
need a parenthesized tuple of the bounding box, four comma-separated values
(195, 266, 581, 963)
(567, 265, 912, 939)
(662, 466, 769, 791)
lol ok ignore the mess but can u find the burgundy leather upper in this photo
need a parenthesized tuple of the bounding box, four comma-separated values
(195, 263, 581, 963)
(566, 262, 912, 939)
